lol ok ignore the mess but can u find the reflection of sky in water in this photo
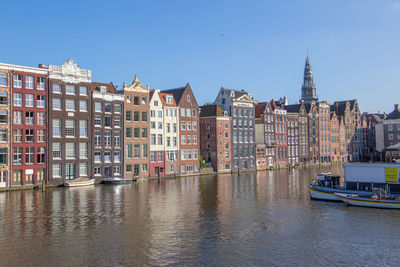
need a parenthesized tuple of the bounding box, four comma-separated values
(1, 166, 400, 266)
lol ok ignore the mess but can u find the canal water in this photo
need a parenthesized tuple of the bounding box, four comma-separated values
(1, 166, 400, 266)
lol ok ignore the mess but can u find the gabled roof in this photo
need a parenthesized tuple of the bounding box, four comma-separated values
(90, 82, 117, 93)
(200, 104, 226, 117)
(159, 92, 177, 107)
(385, 109, 400, 120)
(284, 104, 302, 113)
(162, 83, 191, 104)
(330, 100, 356, 117)
(221, 87, 248, 100)
(255, 102, 267, 118)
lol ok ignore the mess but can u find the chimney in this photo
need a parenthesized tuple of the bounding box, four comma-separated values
(395, 104, 399, 111)
(38, 63, 47, 69)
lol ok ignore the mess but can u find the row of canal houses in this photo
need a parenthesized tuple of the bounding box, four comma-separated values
(0, 56, 363, 188)
(0, 59, 200, 188)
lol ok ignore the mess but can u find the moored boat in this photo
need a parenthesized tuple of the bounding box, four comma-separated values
(101, 177, 132, 184)
(64, 178, 95, 187)
(335, 189, 400, 209)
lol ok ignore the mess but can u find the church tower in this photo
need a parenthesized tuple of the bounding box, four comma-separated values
(301, 56, 318, 102)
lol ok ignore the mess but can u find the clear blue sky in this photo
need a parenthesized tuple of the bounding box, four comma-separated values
(1, 0, 399, 113)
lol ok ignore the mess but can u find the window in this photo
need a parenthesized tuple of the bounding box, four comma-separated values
(37, 147, 45, 164)
(66, 99, 75, 111)
(166, 96, 173, 104)
(181, 121, 186, 130)
(95, 116, 102, 127)
(173, 137, 177, 146)
(158, 134, 163, 145)
(0, 73, 7, 87)
(142, 164, 148, 172)
(126, 144, 132, 159)
(158, 122, 162, 129)
(134, 127, 140, 138)
(104, 152, 111, 162)
(173, 123, 177, 133)
(187, 95, 190, 102)
(79, 163, 88, 176)
(104, 131, 111, 147)
(126, 95, 131, 103)
(66, 143, 76, 158)
(94, 151, 102, 162)
(192, 109, 197, 117)
(134, 96, 139, 105)
(37, 129, 45, 143)
(142, 144, 148, 158)
(158, 111, 162, 118)
(193, 135, 197, 144)
(187, 121, 191, 130)
(53, 119, 61, 137)
(95, 102, 102, 112)
(100, 86, 106, 93)
(181, 108, 185, 117)
(114, 166, 121, 175)
(94, 167, 101, 175)
(187, 135, 191, 144)
(157, 151, 163, 162)
(142, 128, 147, 138)
(53, 164, 61, 177)
(181, 135, 186, 144)
(24, 147, 34, 164)
(114, 117, 121, 127)
(114, 151, 121, 162)
(114, 131, 121, 146)
(53, 143, 61, 159)
(186, 109, 191, 117)
(66, 120, 75, 137)
(66, 164, 75, 180)
(151, 134, 156, 145)
(150, 152, 156, 162)
(13, 129, 22, 143)
(134, 144, 140, 158)
(142, 96, 146, 104)
(126, 111, 132, 121)
(13, 147, 22, 165)
(80, 100, 88, 112)
(150, 110, 156, 118)
(26, 129, 34, 143)
(53, 84, 61, 93)
(13, 93, 22, 106)
(36, 77, 45, 90)
(105, 117, 112, 127)
(134, 111, 139, 122)
(114, 104, 121, 113)
(0, 110, 7, 124)
(79, 86, 88, 95)
(126, 127, 132, 138)
(66, 85, 75, 95)
(166, 123, 171, 133)
(0, 92, 7, 105)
(53, 98, 61, 110)
(142, 111, 147, 122)
(37, 112, 45, 125)
(105, 103, 112, 113)
(0, 148, 6, 164)
(193, 121, 197, 130)
(167, 137, 171, 147)
(79, 120, 88, 137)
(0, 129, 6, 143)
(13, 74, 22, 88)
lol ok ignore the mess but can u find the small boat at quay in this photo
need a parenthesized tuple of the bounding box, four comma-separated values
(335, 189, 400, 209)
(64, 178, 95, 187)
(309, 173, 373, 201)
(101, 177, 132, 184)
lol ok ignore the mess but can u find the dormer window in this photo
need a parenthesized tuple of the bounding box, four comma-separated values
(100, 86, 106, 93)
(222, 98, 225, 105)
(231, 91, 235, 97)
(187, 95, 190, 102)
(166, 96, 173, 104)
(154, 101, 158, 106)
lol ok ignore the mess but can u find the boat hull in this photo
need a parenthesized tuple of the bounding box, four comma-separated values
(309, 185, 373, 201)
(101, 178, 131, 184)
(335, 193, 400, 209)
(64, 179, 95, 187)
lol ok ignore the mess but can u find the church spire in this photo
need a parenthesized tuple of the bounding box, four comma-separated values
(301, 55, 318, 102)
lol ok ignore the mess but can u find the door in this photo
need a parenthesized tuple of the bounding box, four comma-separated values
(13, 170, 22, 186)
(0, 171, 6, 187)
(66, 164, 75, 180)
(104, 167, 112, 178)
(155, 167, 159, 175)
(134, 164, 139, 176)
